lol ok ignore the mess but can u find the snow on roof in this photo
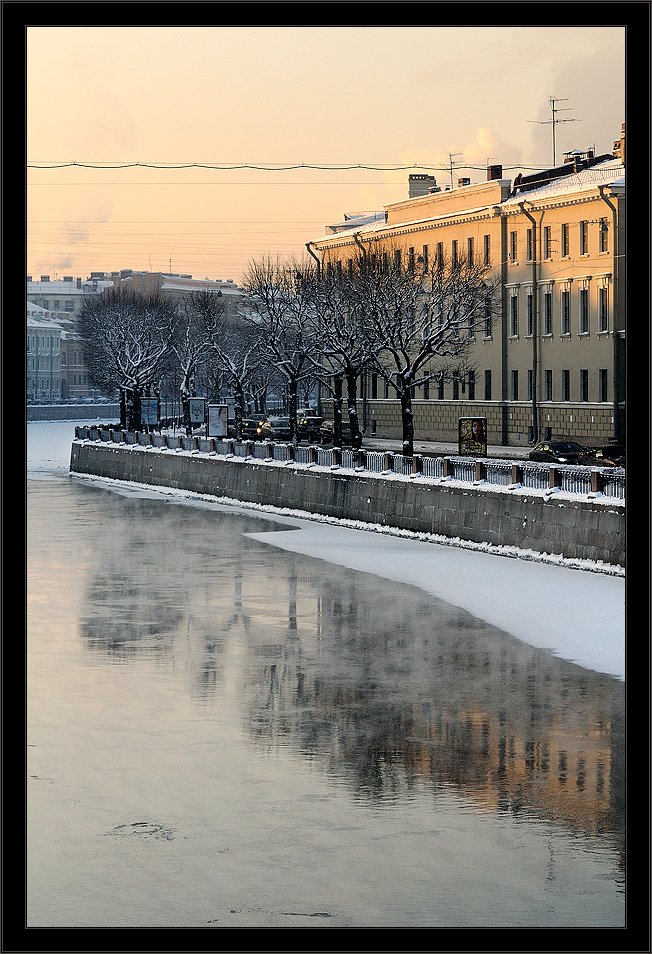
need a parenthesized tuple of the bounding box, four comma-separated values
(503, 158, 625, 206)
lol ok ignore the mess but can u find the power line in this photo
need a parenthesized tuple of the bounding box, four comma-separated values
(27, 160, 551, 173)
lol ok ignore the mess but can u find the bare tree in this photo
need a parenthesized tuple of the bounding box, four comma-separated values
(240, 255, 321, 444)
(77, 287, 177, 430)
(206, 315, 266, 440)
(172, 291, 226, 435)
(358, 245, 497, 456)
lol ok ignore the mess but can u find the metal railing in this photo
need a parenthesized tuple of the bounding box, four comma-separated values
(75, 427, 625, 502)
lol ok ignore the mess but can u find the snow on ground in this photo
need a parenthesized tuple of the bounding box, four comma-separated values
(28, 421, 626, 681)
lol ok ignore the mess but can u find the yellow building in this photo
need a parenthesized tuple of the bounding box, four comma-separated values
(308, 125, 625, 448)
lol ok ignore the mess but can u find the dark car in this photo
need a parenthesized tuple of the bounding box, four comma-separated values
(256, 416, 291, 442)
(297, 414, 324, 442)
(528, 440, 587, 464)
(318, 419, 362, 446)
(240, 417, 264, 439)
(581, 442, 626, 468)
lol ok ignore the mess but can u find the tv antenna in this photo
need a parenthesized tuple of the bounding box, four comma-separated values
(448, 152, 463, 189)
(529, 97, 577, 166)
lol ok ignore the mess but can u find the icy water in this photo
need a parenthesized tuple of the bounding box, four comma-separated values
(26, 425, 625, 930)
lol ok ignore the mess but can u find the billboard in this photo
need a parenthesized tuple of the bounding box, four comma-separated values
(188, 398, 206, 425)
(458, 417, 487, 457)
(141, 398, 158, 426)
(207, 404, 229, 438)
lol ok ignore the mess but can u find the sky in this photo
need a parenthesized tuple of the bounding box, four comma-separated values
(26, 23, 626, 285)
(28, 420, 626, 681)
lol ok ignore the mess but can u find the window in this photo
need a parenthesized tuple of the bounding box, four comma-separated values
(336, 261, 343, 279)
(509, 231, 518, 262)
(579, 288, 589, 333)
(599, 286, 608, 331)
(561, 291, 570, 334)
(483, 234, 491, 265)
(580, 369, 589, 402)
(467, 237, 474, 264)
(510, 295, 518, 336)
(421, 245, 429, 272)
(580, 220, 588, 255)
(64, 300, 75, 312)
(53, 300, 60, 310)
(562, 370, 570, 402)
(599, 369, 608, 402)
(468, 371, 475, 401)
(394, 249, 402, 269)
(545, 369, 553, 401)
(408, 247, 415, 272)
(423, 380, 429, 399)
(511, 370, 519, 401)
(526, 228, 534, 262)
(451, 240, 458, 266)
(526, 292, 533, 336)
(543, 226, 552, 259)
(452, 373, 460, 400)
(561, 223, 569, 257)
(371, 373, 378, 399)
(484, 370, 492, 401)
(484, 296, 492, 337)
(436, 242, 443, 266)
(543, 290, 553, 334)
(347, 258, 353, 276)
(527, 369, 533, 401)
(599, 218, 609, 252)
(437, 375, 444, 399)
(437, 303, 444, 330)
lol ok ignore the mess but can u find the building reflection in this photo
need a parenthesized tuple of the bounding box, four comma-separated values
(75, 498, 624, 867)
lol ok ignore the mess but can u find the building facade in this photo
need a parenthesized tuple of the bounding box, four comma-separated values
(307, 125, 626, 448)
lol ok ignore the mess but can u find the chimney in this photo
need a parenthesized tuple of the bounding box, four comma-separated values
(486, 163, 503, 180)
(409, 173, 438, 198)
(457, 177, 471, 188)
(613, 122, 625, 165)
(77, 278, 82, 288)
(40, 275, 50, 282)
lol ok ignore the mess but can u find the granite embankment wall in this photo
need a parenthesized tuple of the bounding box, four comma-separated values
(70, 440, 625, 568)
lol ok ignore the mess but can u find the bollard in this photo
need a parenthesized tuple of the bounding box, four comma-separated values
(474, 460, 485, 482)
(286, 444, 295, 463)
(590, 469, 603, 494)
(265, 441, 273, 461)
(355, 449, 367, 470)
(548, 466, 563, 489)
(442, 457, 452, 478)
(383, 452, 394, 473)
(332, 447, 341, 467)
(245, 440, 254, 457)
(511, 463, 523, 485)
(309, 446, 318, 465)
(411, 454, 422, 476)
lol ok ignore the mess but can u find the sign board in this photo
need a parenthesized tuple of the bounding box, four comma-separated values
(458, 417, 487, 457)
(188, 397, 206, 425)
(207, 404, 229, 438)
(141, 398, 159, 426)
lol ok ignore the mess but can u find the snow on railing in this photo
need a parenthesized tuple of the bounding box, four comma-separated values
(75, 427, 625, 502)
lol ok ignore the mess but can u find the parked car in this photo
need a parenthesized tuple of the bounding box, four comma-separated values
(318, 419, 362, 446)
(581, 442, 626, 468)
(256, 416, 291, 442)
(297, 413, 324, 442)
(527, 440, 587, 464)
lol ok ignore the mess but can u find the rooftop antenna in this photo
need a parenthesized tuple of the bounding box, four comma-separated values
(529, 97, 577, 166)
(448, 151, 463, 189)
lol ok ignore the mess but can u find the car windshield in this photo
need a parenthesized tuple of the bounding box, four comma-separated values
(554, 442, 584, 452)
(269, 417, 289, 426)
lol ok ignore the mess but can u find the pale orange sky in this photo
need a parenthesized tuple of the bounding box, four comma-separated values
(27, 25, 625, 285)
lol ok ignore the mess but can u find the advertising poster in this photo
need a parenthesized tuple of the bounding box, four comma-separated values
(140, 398, 159, 426)
(189, 398, 206, 425)
(207, 404, 229, 438)
(458, 417, 487, 457)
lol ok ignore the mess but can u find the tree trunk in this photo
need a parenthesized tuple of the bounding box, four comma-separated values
(126, 388, 141, 432)
(119, 388, 127, 429)
(400, 387, 414, 457)
(332, 375, 344, 445)
(345, 370, 362, 449)
(233, 381, 246, 440)
(288, 379, 298, 444)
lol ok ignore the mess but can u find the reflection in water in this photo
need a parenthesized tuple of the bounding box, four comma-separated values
(28, 477, 625, 926)
(68, 484, 624, 869)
